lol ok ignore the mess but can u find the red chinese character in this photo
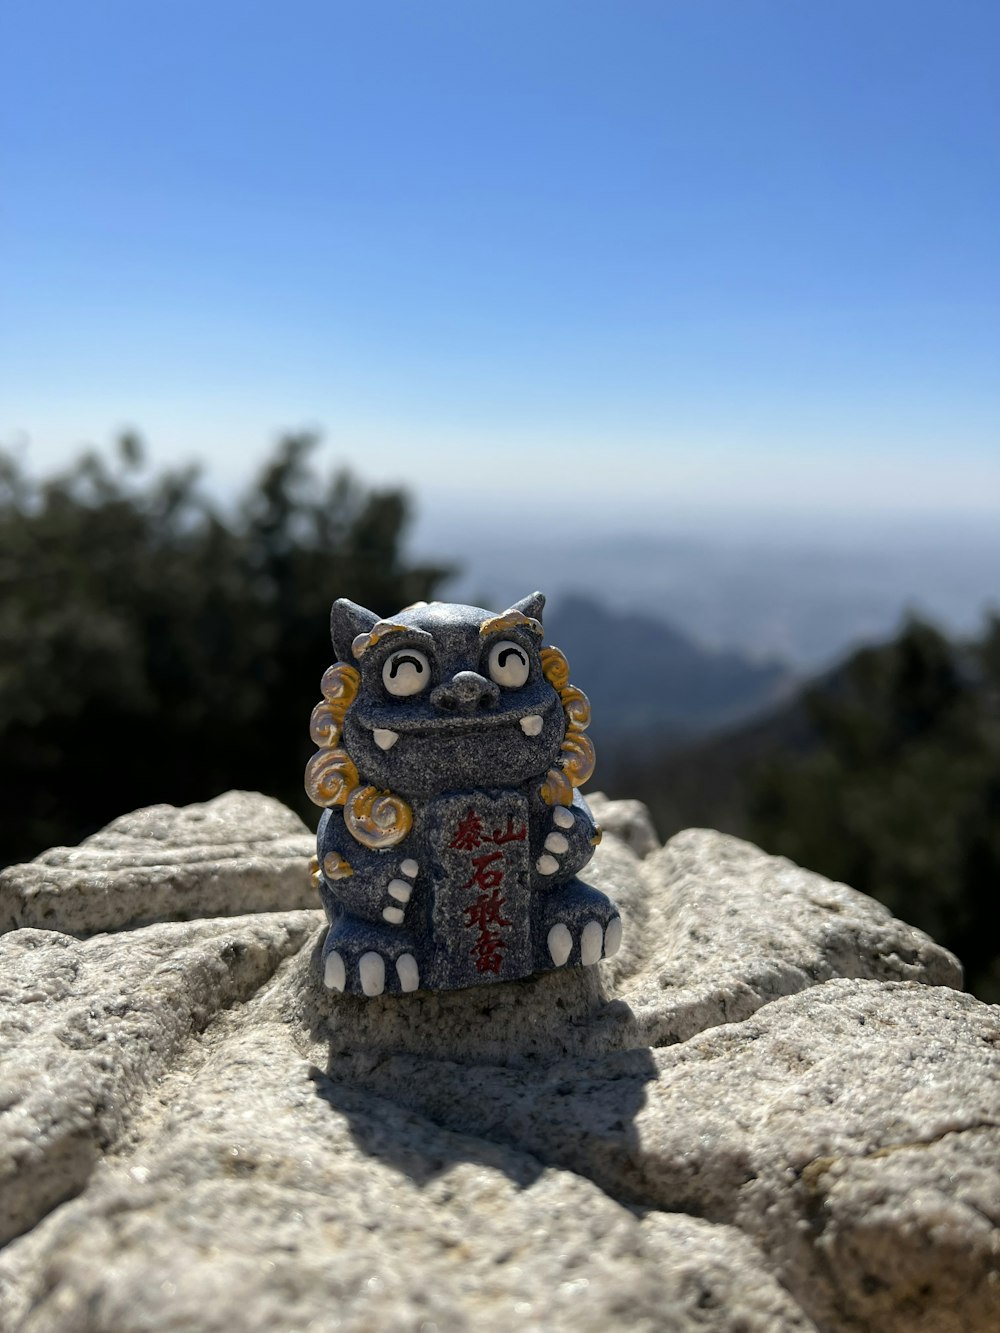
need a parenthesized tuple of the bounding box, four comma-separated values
(460, 851, 505, 892)
(463, 888, 512, 933)
(489, 817, 527, 845)
(471, 929, 506, 974)
(464, 889, 512, 974)
(449, 808, 485, 850)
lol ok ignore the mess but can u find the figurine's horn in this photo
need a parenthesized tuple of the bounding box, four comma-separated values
(510, 591, 545, 623)
(331, 599, 379, 662)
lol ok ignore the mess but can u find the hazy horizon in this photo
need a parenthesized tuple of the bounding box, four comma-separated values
(4, 0, 998, 531)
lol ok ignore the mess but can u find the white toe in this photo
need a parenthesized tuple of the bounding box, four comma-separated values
(359, 951, 385, 996)
(544, 831, 569, 853)
(548, 923, 572, 966)
(373, 728, 399, 750)
(382, 906, 404, 924)
(552, 806, 575, 829)
(324, 951, 346, 992)
(400, 859, 419, 878)
(396, 953, 420, 992)
(536, 853, 559, 875)
(581, 920, 603, 965)
(387, 878, 412, 902)
(604, 916, 623, 958)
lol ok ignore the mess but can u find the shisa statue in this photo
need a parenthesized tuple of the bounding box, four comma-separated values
(305, 592, 621, 996)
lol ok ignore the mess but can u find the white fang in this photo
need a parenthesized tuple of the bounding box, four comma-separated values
(373, 728, 399, 750)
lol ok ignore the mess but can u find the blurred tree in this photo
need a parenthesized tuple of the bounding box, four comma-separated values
(0, 434, 451, 864)
(748, 617, 1000, 1001)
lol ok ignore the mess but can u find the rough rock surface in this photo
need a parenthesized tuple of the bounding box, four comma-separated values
(0, 791, 316, 937)
(1, 791, 996, 1333)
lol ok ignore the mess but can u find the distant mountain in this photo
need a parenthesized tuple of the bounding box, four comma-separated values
(425, 521, 1000, 669)
(617, 682, 816, 840)
(614, 614, 1000, 1003)
(543, 593, 795, 764)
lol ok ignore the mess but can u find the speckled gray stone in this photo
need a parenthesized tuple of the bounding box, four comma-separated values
(586, 789, 660, 859)
(0, 911, 319, 1245)
(0, 791, 315, 937)
(611, 827, 963, 1046)
(0, 791, 995, 1333)
(351, 980, 1000, 1333)
(0, 961, 814, 1333)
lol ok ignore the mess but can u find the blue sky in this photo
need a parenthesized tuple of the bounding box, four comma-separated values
(3, 0, 998, 527)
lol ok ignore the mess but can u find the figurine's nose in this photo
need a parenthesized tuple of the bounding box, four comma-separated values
(430, 670, 500, 713)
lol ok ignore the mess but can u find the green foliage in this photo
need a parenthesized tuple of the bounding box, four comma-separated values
(748, 617, 1000, 1001)
(0, 434, 451, 864)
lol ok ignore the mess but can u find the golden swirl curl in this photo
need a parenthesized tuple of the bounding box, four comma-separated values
(351, 621, 410, 659)
(538, 645, 597, 804)
(304, 747, 359, 808)
(479, 610, 543, 639)
(309, 853, 321, 890)
(540, 766, 575, 807)
(309, 700, 342, 748)
(540, 645, 570, 690)
(322, 850, 354, 881)
(559, 732, 596, 789)
(344, 786, 413, 850)
(559, 684, 591, 733)
(320, 662, 360, 718)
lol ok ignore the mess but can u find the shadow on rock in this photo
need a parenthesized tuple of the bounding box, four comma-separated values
(297, 934, 658, 1190)
(299, 931, 643, 1069)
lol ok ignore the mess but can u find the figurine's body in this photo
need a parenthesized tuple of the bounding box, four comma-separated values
(306, 592, 621, 996)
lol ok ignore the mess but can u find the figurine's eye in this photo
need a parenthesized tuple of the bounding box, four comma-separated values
(382, 649, 431, 697)
(487, 640, 530, 688)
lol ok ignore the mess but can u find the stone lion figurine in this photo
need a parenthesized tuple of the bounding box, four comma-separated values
(305, 592, 621, 996)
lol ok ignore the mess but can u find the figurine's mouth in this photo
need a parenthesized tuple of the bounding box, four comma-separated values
(357, 703, 554, 751)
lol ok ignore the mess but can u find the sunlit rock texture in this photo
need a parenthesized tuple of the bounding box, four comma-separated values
(1, 790, 996, 1333)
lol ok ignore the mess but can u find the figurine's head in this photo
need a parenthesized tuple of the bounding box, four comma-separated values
(334, 593, 565, 799)
(305, 593, 595, 840)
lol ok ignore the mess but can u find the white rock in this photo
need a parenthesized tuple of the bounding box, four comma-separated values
(0, 791, 315, 937)
(0, 790, 992, 1333)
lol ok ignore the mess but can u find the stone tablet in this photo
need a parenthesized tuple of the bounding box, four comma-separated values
(426, 789, 532, 988)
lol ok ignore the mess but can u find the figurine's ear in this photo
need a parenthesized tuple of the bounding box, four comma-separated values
(331, 598, 379, 661)
(510, 591, 545, 623)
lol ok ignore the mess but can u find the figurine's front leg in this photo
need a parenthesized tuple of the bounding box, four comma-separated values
(531, 791, 600, 887)
(529, 793, 623, 972)
(316, 809, 424, 997)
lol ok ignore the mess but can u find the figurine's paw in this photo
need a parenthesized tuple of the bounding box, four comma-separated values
(324, 948, 421, 996)
(535, 804, 599, 878)
(322, 921, 422, 997)
(381, 857, 420, 924)
(535, 803, 575, 876)
(546, 915, 623, 967)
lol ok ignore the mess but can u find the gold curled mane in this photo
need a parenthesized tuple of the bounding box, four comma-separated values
(304, 625, 595, 871)
(537, 645, 596, 806)
(304, 660, 413, 856)
(478, 609, 543, 639)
